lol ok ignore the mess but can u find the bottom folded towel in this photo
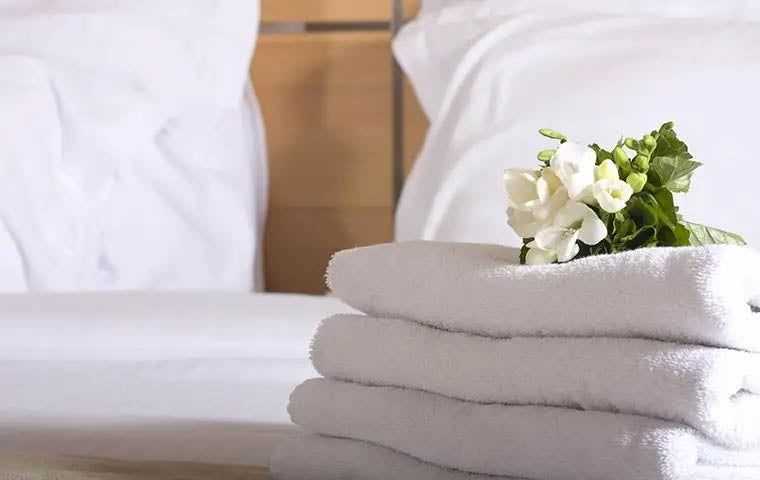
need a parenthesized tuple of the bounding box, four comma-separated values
(271, 434, 760, 480)
(289, 379, 760, 480)
(270, 434, 519, 479)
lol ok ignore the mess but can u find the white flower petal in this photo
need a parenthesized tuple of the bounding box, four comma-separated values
(593, 179, 633, 213)
(533, 187, 569, 223)
(541, 167, 563, 192)
(536, 176, 551, 204)
(556, 232, 580, 263)
(550, 142, 596, 200)
(579, 211, 608, 245)
(525, 246, 558, 265)
(504, 169, 541, 211)
(595, 159, 620, 182)
(534, 227, 567, 251)
(554, 201, 594, 230)
(508, 208, 543, 238)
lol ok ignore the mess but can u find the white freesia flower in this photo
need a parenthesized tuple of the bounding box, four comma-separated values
(506, 167, 569, 238)
(549, 142, 596, 200)
(533, 168, 568, 222)
(532, 201, 607, 263)
(524, 240, 557, 265)
(593, 179, 634, 213)
(504, 169, 542, 211)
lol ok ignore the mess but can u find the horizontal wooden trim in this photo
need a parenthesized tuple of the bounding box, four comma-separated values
(261, 0, 419, 22)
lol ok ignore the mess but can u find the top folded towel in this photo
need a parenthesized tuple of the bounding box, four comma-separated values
(327, 242, 760, 350)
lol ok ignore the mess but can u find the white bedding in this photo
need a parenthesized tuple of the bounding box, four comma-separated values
(394, 1, 760, 248)
(0, 293, 354, 466)
(0, 2, 265, 291)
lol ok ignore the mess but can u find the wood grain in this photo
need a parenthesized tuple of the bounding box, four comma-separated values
(262, 0, 420, 22)
(253, 23, 428, 293)
(253, 32, 392, 209)
(0, 455, 269, 480)
(265, 207, 393, 293)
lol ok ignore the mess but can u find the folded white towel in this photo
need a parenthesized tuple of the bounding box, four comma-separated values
(271, 434, 760, 480)
(327, 242, 760, 350)
(289, 379, 760, 480)
(270, 434, 518, 480)
(312, 314, 760, 448)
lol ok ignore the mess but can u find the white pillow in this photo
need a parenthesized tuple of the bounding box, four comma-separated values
(394, 2, 760, 248)
(0, 1, 264, 291)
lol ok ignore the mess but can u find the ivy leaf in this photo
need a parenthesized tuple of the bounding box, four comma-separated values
(620, 226, 658, 249)
(627, 194, 659, 228)
(649, 154, 702, 193)
(652, 188, 677, 228)
(658, 222, 692, 247)
(652, 122, 690, 158)
(682, 222, 747, 246)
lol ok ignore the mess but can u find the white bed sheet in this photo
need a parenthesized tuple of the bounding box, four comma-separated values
(0, 292, 354, 466)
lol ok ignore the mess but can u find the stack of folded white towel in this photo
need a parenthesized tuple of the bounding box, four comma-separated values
(271, 241, 760, 480)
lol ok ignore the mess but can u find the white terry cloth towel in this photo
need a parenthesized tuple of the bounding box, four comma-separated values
(289, 379, 760, 480)
(269, 435, 760, 480)
(311, 314, 760, 448)
(270, 434, 523, 480)
(326, 242, 760, 351)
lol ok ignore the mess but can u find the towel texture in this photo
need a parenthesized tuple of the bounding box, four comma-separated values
(312, 314, 760, 448)
(270, 434, 760, 480)
(270, 434, 520, 480)
(289, 379, 760, 480)
(327, 242, 760, 350)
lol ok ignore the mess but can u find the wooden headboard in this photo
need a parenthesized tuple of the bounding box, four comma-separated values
(252, 0, 428, 294)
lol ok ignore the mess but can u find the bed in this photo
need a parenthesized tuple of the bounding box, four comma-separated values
(0, 1, 426, 477)
(0, 293, 355, 477)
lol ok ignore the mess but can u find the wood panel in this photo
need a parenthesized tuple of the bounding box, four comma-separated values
(253, 32, 394, 293)
(0, 455, 269, 479)
(262, 0, 420, 22)
(253, 30, 428, 293)
(254, 32, 392, 209)
(265, 207, 393, 293)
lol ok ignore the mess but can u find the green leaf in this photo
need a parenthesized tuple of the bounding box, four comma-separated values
(620, 226, 658, 249)
(652, 188, 677, 227)
(649, 154, 702, 193)
(652, 122, 689, 159)
(539, 128, 566, 141)
(682, 222, 747, 246)
(657, 222, 691, 247)
(627, 195, 659, 228)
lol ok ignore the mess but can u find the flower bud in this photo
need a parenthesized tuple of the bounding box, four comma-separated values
(633, 154, 650, 172)
(624, 138, 638, 150)
(626, 172, 647, 193)
(537, 149, 556, 163)
(595, 159, 619, 182)
(613, 147, 631, 176)
(643, 135, 657, 150)
(539, 128, 566, 141)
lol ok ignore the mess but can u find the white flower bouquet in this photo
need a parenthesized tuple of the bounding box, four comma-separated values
(505, 122, 745, 265)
